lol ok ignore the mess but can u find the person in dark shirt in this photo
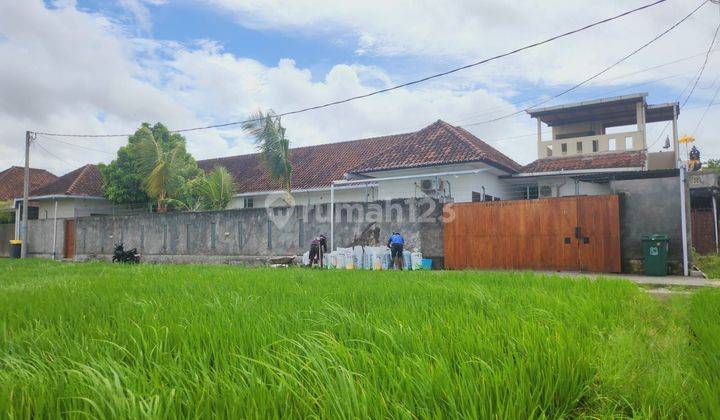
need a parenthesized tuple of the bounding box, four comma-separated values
(387, 232, 405, 270)
(309, 234, 327, 267)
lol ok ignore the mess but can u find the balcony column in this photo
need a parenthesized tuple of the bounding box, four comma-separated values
(536, 118, 543, 157)
(636, 102, 646, 149)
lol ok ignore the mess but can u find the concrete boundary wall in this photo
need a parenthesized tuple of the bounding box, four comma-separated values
(0, 224, 15, 257)
(610, 173, 691, 274)
(72, 199, 445, 266)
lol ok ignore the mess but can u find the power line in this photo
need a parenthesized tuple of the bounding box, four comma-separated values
(692, 74, 720, 135)
(451, 49, 718, 126)
(648, 20, 720, 149)
(33, 140, 76, 169)
(33, 0, 671, 138)
(681, 20, 720, 107)
(36, 134, 116, 155)
(463, 0, 710, 128)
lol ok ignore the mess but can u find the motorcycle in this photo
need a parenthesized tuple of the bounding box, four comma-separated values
(112, 243, 141, 263)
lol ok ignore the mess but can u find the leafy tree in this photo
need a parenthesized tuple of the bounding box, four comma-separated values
(99, 123, 201, 209)
(242, 110, 292, 194)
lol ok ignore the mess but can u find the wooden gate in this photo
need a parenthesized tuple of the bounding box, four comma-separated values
(63, 219, 75, 259)
(444, 195, 621, 272)
(692, 209, 717, 254)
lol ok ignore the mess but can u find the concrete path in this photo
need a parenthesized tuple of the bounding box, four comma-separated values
(551, 271, 720, 288)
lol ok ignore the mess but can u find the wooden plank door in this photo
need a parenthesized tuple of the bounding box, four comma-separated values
(691, 210, 716, 254)
(63, 219, 75, 259)
(576, 195, 621, 273)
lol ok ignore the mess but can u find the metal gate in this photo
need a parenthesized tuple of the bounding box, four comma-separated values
(444, 195, 621, 272)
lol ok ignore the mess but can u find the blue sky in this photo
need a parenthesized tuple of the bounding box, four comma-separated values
(1, 0, 718, 173)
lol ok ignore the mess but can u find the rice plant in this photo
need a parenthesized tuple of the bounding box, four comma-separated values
(0, 259, 717, 419)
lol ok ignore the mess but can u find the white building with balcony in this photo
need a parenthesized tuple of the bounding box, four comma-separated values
(500, 93, 681, 199)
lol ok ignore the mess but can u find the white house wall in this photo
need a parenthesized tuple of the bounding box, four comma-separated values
(372, 163, 511, 202)
(228, 163, 513, 208)
(228, 187, 372, 209)
(36, 198, 116, 220)
(535, 176, 612, 198)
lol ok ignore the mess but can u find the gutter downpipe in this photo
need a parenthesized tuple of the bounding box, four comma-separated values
(679, 167, 689, 276)
(52, 200, 58, 260)
(714, 194, 719, 254)
(330, 183, 335, 252)
(14, 201, 20, 240)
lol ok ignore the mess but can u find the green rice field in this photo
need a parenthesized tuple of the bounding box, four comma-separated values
(1, 259, 719, 418)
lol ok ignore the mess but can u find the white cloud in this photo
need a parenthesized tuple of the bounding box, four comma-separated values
(202, 0, 719, 86)
(0, 0, 717, 179)
(117, 0, 168, 32)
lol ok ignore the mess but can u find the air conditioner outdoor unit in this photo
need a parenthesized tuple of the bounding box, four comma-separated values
(539, 185, 553, 198)
(420, 179, 435, 192)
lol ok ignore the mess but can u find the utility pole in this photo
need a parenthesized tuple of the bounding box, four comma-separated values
(20, 131, 32, 258)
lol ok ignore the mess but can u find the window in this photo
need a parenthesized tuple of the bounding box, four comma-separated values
(625, 136, 633, 150)
(546, 145, 553, 157)
(561, 143, 568, 155)
(576, 142, 583, 153)
(526, 184, 539, 199)
(608, 139, 616, 151)
(244, 197, 254, 208)
(592, 140, 599, 152)
(472, 191, 500, 202)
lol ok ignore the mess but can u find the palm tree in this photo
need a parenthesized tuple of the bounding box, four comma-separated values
(242, 110, 292, 194)
(193, 166, 237, 210)
(136, 130, 187, 213)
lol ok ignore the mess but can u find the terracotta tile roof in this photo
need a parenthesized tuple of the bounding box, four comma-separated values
(0, 166, 57, 201)
(30, 164, 103, 197)
(198, 120, 521, 193)
(349, 121, 522, 174)
(522, 151, 647, 173)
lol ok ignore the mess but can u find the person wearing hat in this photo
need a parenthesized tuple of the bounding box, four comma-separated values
(308, 234, 327, 268)
(387, 232, 405, 270)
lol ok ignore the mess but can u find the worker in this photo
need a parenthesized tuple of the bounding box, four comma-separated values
(308, 234, 327, 268)
(387, 232, 405, 270)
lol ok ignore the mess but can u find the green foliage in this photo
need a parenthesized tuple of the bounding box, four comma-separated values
(695, 252, 720, 279)
(704, 159, 720, 174)
(1, 260, 720, 418)
(0, 201, 14, 224)
(99, 123, 202, 209)
(243, 110, 292, 193)
(192, 166, 237, 210)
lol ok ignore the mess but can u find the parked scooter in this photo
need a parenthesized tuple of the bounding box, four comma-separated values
(112, 243, 141, 263)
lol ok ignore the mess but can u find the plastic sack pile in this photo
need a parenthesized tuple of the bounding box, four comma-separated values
(302, 246, 427, 270)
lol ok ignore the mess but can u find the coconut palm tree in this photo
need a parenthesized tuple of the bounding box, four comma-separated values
(242, 110, 292, 194)
(136, 132, 188, 213)
(193, 166, 237, 210)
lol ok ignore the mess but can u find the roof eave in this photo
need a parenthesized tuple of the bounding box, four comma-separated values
(349, 158, 519, 176)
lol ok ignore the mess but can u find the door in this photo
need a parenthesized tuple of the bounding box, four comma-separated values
(577, 195, 621, 272)
(63, 219, 75, 259)
(691, 209, 716, 254)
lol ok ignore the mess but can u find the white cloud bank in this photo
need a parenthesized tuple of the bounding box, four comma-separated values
(0, 0, 717, 176)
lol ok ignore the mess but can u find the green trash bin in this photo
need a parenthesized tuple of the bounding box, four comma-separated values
(9, 240, 22, 259)
(641, 234, 669, 276)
